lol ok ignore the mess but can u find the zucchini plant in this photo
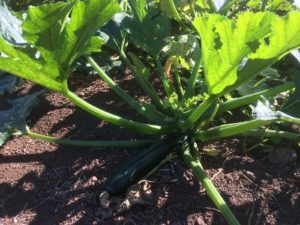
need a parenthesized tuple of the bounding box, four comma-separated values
(1, 0, 300, 224)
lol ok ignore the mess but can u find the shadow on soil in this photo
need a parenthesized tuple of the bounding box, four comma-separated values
(1, 146, 299, 225)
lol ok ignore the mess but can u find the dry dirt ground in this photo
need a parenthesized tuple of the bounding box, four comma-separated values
(0, 75, 299, 225)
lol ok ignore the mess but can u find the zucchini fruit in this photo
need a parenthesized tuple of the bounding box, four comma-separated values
(105, 137, 177, 195)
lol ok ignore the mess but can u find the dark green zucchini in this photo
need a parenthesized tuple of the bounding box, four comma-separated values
(105, 137, 177, 195)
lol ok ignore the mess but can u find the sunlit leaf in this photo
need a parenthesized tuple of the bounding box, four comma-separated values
(194, 12, 300, 95)
(0, 0, 119, 92)
(128, 0, 147, 21)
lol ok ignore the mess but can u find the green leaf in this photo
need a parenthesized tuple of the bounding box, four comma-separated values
(128, 52, 150, 80)
(248, 13, 300, 60)
(124, 8, 171, 57)
(244, 0, 296, 12)
(236, 67, 280, 96)
(282, 68, 300, 118)
(195, 0, 213, 11)
(246, 0, 261, 9)
(162, 34, 200, 60)
(22, 0, 119, 78)
(260, 67, 280, 79)
(0, 37, 64, 92)
(0, 91, 42, 146)
(128, 0, 147, 21)
(236, 79, 269, 96)
(218, 0, 239, 14)
(0, 0, 119, 92)
(194, 11, 300, 95)
(21, 2, 74, 79)
(160, 0, 185, 20)
(267, 0, 295, 12)
(100, 13, 127, 51)
(238, 12, 300, 87)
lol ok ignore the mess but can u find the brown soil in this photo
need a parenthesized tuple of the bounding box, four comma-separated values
(0, 75, 299, 225)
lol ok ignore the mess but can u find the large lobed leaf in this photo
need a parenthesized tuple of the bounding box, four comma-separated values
(0, 0, 119, 92)
(123, 8, 171, 57)
(0, 38, 63, 91)
(194, 11, 300, 95)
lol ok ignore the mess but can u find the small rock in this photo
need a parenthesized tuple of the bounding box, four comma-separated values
(78, 92, 85, 97)
(245, 171, 255, 180)
(99, 191, 110, 209)
(13, 217, 18, 224)
(91, 176, 98, 181)
(197, 216, 206, 225)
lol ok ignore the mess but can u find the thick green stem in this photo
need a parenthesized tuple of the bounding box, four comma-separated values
(26, 127, 155, 148)
(196, 119, 277, 141)
(64, 89, 172, 135)
(279, 113, 300, 125)
(196, 103, 220, 130)
(185, 54, 202, 98)
(87, 56, 165, 124)
(243, 129, 300, 141)
(120, 49, 165, 110)
(182, 140, 241, 225)
(220, 82, 295, 113)
(174, 64, 184, 99)
(179, 97, 215, 131)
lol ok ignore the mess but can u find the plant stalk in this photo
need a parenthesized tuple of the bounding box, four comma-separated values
(279, 113, 300, 125)
(219, 82, 295, 113)
(196, 119, 277, 141)
(185, 53, 202, 98)
(242, 129, 300, 141)
(87, 56, 165, 124)
(64, 89, 173, 135)
(26, 127, 155, 148)
(179, 97, 215, 131)
(120, 48, 165, 111)
(174, 64, 184, 99)
(181, 140, 241, 225)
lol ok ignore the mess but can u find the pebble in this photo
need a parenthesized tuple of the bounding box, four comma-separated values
(245, 171, 255, 180)
(91, 176, 98, 181)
